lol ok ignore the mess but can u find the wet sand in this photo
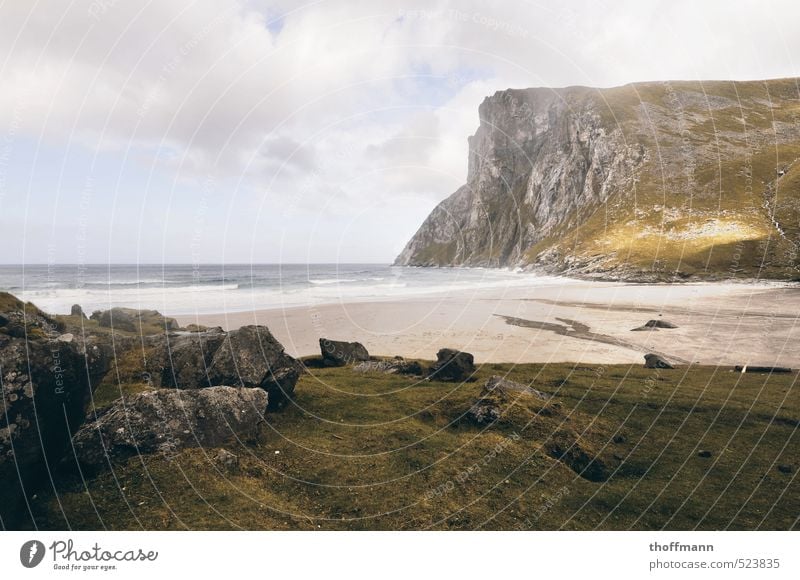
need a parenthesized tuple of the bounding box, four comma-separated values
(175, 280, 800, 366)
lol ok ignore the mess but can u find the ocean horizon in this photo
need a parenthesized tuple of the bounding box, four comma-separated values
(0, 263, 569, 316)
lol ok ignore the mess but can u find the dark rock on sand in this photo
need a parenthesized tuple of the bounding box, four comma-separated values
(697, 450, 713, 458)
(428, 348, 475, 382)
(777, 464, 792, 474)
(631, 319, 678, 331)
(644, 353, 675, 369)
(319, 338, 370, 366)
(72, 386, 268, 470)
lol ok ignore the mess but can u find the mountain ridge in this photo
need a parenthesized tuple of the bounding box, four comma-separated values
(395, 78, 800, 281)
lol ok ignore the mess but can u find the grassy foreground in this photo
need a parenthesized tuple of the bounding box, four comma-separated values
(33, 362, 799, 530)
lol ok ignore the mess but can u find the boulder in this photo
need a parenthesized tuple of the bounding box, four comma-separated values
(427, 348, 475, 382)
(90, 307, 180, 333)
(70, 304, 87, 319)
(645, 319, 678, 329)
(72, 386, 268, 470)
(353, 358, 423, 375)
(208, 326, 304, 410)
(159, 328, 228, 389)
(92, 308, 137, 332)
(644, 353, 675, 369)
(319, 338, 370, 366)
(0, 294, 92, 528)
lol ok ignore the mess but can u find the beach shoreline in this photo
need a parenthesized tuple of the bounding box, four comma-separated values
(175, 280, 800, 367)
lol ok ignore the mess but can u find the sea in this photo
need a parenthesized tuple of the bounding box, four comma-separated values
(0, 264, 568, 316)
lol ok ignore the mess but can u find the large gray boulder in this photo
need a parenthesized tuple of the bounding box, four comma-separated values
(208, 326, 303, 410)
(428, 348, 475, 382)
(319, 338, 370, 366)
(72, 386, 268, 470)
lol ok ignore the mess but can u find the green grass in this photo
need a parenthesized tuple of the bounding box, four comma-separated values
(31, 362, 800, 530)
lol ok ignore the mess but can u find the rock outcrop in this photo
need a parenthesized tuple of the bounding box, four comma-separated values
(0, 293, 92, 527)
(395, 79, 800, 281)
(467, 375, 552, 425)
(72, 386, 268, 470)
(319, 338, 370, 366)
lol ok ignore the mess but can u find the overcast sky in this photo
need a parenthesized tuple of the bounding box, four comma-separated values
(1, 0, 798, 264)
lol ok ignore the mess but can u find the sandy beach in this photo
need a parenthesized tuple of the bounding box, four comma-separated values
(175, 279, 800, 367)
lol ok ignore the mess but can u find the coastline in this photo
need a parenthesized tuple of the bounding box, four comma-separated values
(175, 279, 800, 366)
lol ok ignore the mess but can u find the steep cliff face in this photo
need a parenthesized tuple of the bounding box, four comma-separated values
(396, 79, 800, 280)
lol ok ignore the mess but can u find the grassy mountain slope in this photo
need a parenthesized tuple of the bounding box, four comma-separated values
(397, 79, 800, 280)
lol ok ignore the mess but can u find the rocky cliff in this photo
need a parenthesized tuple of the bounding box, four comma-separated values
(395, 79, 800, 280)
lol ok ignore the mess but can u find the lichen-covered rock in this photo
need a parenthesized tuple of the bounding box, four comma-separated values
(72, 386, 268, 469)
(319, 338, 370, 366)
(102, 325, 303, 411)
(353, 358, 423, 375)
(208, 326, 303, 410)
(0, 293, 92, 528)
(427, 348, 475, 382)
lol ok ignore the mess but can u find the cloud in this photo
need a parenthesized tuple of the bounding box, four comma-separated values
(0, 0, 798, 262)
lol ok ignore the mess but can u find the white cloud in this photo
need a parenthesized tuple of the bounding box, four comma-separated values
(0, 0, 798, 262)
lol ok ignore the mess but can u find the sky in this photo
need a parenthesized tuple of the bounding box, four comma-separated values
(0, 0, 798, 264)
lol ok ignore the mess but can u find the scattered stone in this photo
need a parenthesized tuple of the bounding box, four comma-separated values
(319, 338, 370, 366)
(215, 449, 239, 471)
(698, 450, 713, 458)
(613, 433, 627, 444)
(57, 333, 74, 343)
(70, 304, 87, 319)
(72, 386, 268, 470)
(428, 348, 475, 382)
(644, 353, 675, 369)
